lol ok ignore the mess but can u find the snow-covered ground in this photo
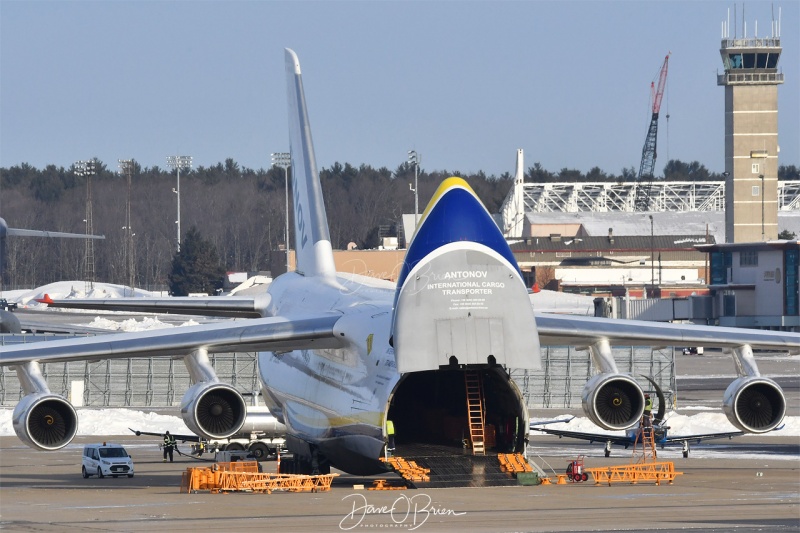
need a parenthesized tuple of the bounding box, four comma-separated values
(4, 280, 161, 308)
(0, 408, 192, 436)
(1, 409, 796, 438)
(530, 411, 800, 437)
(4, 281, 201, 331)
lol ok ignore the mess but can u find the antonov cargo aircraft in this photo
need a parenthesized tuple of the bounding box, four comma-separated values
(1, 49, 797, 476)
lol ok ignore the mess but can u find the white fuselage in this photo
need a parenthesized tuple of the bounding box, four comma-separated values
(257, 272, 400, 474)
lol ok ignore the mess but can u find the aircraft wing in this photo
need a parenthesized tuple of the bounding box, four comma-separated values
(529, 426, 631, 446)
(534, 313, 800, 352)
(0, 314, 342, 365)
(529, 416, 575, 427)
(129, 428, 202, 443)
(36, 294, 270, 318)
(662, 430, 744, 445)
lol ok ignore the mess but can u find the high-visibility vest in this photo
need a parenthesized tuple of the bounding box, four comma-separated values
(645, 398, 653, 412)
(386, 420, 395, 436)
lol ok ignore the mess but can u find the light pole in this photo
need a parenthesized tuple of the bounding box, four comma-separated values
(166, 155, 192, 252)
(75, 159, 97, 292)
(271, 152, 291, 271)
(408, 150, 420, 227)
(118, 159, 135, 295)
(648, 215, 654, 293)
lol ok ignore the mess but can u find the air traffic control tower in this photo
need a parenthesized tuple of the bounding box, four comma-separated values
(718, 14, 783, 243)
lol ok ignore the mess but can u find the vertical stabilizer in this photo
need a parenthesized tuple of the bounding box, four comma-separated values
(285, 49, 337, 279)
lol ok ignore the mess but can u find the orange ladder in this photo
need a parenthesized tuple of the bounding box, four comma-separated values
(464, 370, 486, 455)
(632, 419, 657, 463)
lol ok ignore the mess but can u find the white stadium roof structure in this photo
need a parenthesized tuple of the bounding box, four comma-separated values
(500, 180, 800, 239)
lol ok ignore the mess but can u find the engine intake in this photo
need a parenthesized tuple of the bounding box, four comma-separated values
(582, 373, 645, 430)
(13, 394, 78, 450)
(181, 382, 247, 439)
(723, 376, 786, 433)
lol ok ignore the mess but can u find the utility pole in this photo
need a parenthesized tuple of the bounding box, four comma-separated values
(118, 159, 136, 295)
(75, 159, 96, 293)
(408, 150, 420, 227)
(271, 152, 291, 272)
(166, 155, 192, 252)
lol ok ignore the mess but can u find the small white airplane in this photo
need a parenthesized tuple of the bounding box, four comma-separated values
(530, 380, 750, 458)
(1, 49, 797, 478)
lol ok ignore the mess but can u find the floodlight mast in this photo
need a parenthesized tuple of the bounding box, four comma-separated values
(118, 159, 136, 295)
(166, 155, 193, 252)
(74, 159, 97, 292)
(271, 152, 292, 271)
(408, 150, 420, 227)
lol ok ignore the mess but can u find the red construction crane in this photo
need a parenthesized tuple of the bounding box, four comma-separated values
(634, 54, 670, 212)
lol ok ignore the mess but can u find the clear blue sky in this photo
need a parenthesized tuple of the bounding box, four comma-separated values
(1, 1, 798, 178)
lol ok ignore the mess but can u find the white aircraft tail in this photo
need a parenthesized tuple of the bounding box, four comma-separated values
(285, 49, 337, 279)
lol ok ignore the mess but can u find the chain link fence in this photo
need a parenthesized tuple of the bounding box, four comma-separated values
(1, 334, 675, 409)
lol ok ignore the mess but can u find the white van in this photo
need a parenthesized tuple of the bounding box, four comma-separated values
(82, 443, 134, 478)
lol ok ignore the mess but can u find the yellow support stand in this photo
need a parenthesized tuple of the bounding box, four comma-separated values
(381, 456, 430, 483)
(585, 461, 683, 486)
(180, 464, 338, 494)
(571, 417, 683, 487)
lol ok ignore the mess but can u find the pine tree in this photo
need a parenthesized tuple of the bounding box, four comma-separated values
(168, 227, 225, 296)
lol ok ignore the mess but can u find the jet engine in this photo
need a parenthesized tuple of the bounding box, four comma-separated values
(581, 373, 645, 430)
(723, 376, 786, 433)
(181, 382, 247, 439)
(12, 393, 78, 450)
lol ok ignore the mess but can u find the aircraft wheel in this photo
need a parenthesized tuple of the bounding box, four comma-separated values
(97, 467, 104, 479)
(249, 442, 269, 461)
(605, 450, 610, 457)
(683, 450, 689, 458)
(82, 466, 89, 479)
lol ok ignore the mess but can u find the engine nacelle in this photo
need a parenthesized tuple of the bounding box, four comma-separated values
(723, 376, 786, 433)
(13, 393, 78, 450)
(582, 373, 645, 430)
(181, 382, 247, 439)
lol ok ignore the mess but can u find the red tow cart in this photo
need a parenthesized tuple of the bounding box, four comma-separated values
(566, 455, 589, 482)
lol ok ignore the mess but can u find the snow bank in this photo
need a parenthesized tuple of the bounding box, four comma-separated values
(529, 411, 800, 437)
(2, 409, 795, 437)
(0, 408, 191, 436)
(8, 281, 159, 308)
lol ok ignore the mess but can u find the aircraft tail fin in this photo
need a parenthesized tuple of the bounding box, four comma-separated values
(285, 49, 336, 279)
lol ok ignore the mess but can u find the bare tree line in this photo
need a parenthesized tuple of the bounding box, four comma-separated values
(3, 158, 797, 291)
(1, 159, 508, 290)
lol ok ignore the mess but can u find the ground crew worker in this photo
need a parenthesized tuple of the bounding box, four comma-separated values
(643, 394, 653, 428)
(386, 420, 395, 456)
(163, 431, 177, 462)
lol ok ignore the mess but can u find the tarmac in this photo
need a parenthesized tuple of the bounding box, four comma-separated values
(0, 433, 798, 532)
(0, 348, 798, 532)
